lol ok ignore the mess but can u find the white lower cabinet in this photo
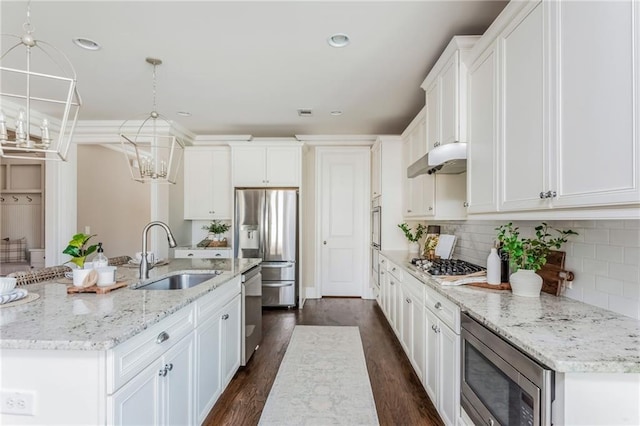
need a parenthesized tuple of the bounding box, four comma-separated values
(425, 290, 461, 426)
(400, 275, 425, 382)
(195, 293, 241, 424)
(110, 333, 195, 426)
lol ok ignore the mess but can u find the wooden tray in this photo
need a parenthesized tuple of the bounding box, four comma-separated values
(466, 281, 511, 290)
(66, 281, 128, 294)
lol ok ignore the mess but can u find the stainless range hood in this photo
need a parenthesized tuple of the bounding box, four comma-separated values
(407, 142, 467, 177)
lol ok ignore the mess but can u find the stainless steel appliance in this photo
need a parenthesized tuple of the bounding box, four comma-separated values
(235, 189, 298, 308)
(241, 265, 262, 365)
(461, 313, 554, 426)
(371, 198, 381, 249)
(412, 258, 485, 276)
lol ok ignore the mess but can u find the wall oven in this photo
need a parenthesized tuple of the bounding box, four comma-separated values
(461, 313, 554, 426)
(371, 199, 381, 249)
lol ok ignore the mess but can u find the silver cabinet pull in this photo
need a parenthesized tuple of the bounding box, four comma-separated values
(222, 313, 229, 320)
(463, 201, 469, 207)
(323, 241, 327, 245)
(215, 253, 221, 257)
(159, 368, 168, 377)
(547, 190, 557, 198)
(540, 191, 546, 199)
(434, 302, 442, 310)
(431, 324, 437, 332)
(188, 253, 194, 257)
(406, 298, 411, 304)
(390, 281, 395, 286)
(165, 363, 173, 372)
(156, 331, 170, 344)
(428, 206, 433, 211)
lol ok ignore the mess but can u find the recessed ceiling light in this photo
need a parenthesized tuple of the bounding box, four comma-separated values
(327, 33, 350, 48)
(330, 110, 343, 116)
(72, 37, 101, 51)
(176, 111, 192, 117)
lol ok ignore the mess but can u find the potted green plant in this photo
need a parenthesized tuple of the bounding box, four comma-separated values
(398, 223, 426, 254)
(62, 233, 98, 268)
(202, 220, 230, 247)
(496, 222, 577, 296)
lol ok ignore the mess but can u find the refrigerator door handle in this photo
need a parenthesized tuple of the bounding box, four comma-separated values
(262, 282, 294, 288)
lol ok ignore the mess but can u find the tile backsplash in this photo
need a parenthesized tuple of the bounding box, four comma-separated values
(437, 220, 640, 320)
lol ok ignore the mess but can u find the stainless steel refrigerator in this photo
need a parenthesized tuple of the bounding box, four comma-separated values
(234, 189, 298, 307)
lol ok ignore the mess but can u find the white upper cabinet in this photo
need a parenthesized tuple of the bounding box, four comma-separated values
(549, 0, 640, 209)
(232, 144, 301, 187)
(467, 41, 498, 214)
(402, 110, 434, 218)
(422, 36, 479, 152)
(371, 142, 381, 199)
(466, 0, 639, 217)
(499, 1, 546, 211)
(184, 147, 231, 220)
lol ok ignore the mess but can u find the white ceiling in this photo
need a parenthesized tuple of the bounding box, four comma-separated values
(1, 1, 507, 138)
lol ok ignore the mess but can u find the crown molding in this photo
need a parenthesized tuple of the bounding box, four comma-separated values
(73, 120, 196, 145)
(295, 134, 377, 146)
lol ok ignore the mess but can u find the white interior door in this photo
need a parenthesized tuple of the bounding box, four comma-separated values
(317, 147, 369, 297)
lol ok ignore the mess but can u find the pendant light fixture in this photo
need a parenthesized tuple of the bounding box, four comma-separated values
(120, 57, 184, 184)
(0, 1, 81, 161)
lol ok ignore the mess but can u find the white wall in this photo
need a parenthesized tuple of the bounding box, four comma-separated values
(436, 219, 640, 319)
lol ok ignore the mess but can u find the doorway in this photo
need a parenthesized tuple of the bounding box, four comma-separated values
(316, 147, 370, 297)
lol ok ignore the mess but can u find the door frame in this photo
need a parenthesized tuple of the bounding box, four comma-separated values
(314, 146, 371, 299)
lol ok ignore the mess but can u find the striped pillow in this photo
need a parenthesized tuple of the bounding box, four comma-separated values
(0, 237, 27, 262)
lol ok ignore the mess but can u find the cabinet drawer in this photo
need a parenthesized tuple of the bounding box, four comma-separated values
(196, 275, 241, 325)
(387, 260, 404, 281)
(107, 304, 195, 394)
(402, 273, 425, 303)
(174, 249, 232, 259)
(425, 288, 460, 333)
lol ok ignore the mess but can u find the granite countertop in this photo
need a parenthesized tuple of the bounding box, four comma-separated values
(0, 258, 261, 351)
(381, 250, 640, 374)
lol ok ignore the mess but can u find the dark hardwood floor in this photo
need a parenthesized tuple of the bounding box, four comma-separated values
(204, 298, 443, 426)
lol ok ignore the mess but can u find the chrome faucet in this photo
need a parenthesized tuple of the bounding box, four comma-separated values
(140, 221, 177, 279)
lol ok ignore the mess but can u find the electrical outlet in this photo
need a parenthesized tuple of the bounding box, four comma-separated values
(1, 391, 35, 416)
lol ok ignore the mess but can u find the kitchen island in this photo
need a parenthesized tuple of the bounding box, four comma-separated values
(380, 250, 640, 425)
(0, 258, 261, 425)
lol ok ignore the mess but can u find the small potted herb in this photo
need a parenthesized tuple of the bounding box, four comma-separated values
(62, 233, 98, 268)
(496, 222, 577, 296)
(398, 223, 426, 254)
(202, 220, 230, 247)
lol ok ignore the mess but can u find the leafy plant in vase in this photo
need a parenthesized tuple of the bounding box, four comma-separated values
(62, 233, 98, 268)
(202, 220, 230, 247)
(496, 222, 577, 297)
(398, 223, 426, 254)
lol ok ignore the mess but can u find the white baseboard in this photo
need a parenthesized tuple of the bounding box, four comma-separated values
(304, 287, 320, 299)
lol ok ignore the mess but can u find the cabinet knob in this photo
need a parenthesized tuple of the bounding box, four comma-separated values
(156, 331, 170, 344)
(165, 363, 173, 372)
(434, 141, 440, 147)
(323, 241, 327, 245)
(380, 271, 385, 275)
(222, 313, 229, 320)
(381, 260, 385, 264)
(428, 206, 433, 211)
(463, 201, 469, 208)
(431, 324, 437, 332)
(159, 368, 168, 377)
(406, 298, 411, 304)
(547, 190, 557, 198)
(434, 302, 442, 310)
(390, 281, 395, 286)
(407, 209, 412, 213)
(539, 191, 546, 199)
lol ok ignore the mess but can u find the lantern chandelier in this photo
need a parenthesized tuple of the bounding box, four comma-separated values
(120, 57, 184, 184)
(0, 1, 81, 161)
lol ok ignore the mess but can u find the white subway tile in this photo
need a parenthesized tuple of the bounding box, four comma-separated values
(608, 295, 640, 320)
(584, 228, 610, 244)
(582, 259, 608, 276)
(623, 281, 640, 300)
(596, 220, 626, 229)
(595, 276, 624, 296)
(582, 289, 609, 310)
(563, 286, 583, 302)
(573, 273, 595, 291)
(563, 256, 583, 273)
(624, 247, 640, 265)
(608, 263, 639, 282)
(571, 242, 596, 259)
(595, 245, 624, 263)
(610, 229, 640, 247)
(574, 220, 597, 229)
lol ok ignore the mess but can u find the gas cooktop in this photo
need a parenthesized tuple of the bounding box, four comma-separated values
(411, 258, 485, 276)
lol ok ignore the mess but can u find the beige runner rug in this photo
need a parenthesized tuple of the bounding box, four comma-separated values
(259, 325, 379, 425)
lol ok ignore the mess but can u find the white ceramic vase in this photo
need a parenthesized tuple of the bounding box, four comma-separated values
(509, 269, 543, 297)
(409, 242, 420, 254)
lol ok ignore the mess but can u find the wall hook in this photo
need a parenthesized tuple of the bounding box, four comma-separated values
(26, 196, 33, 202)
(12, 196, 18, 202)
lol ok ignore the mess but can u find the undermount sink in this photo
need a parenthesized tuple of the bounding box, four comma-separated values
(134, 271, 222, 290)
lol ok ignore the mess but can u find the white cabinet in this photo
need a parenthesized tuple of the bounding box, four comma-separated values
(184, 147, 231, 220)
(232, 144, 301, 187)
(422, 36, 479, 151)
(371, 142, 381, 199)
(466, 0, 640, 217)
(110, 333, 195, 426)
(194, 279, 242, 424)
(424, 288, 461, 426)
(29, 248, 45, 268)
(400, 274, 425, 382)
(402, 110, 435, 219)
(466, 41, 498, 214)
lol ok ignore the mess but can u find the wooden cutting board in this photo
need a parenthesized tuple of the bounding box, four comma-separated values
(537, 250, 570, 296)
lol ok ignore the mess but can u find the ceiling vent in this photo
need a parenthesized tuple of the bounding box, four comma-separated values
(297, 109, 313, 117)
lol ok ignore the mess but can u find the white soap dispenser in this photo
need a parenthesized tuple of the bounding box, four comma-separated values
(487, 246, 501, 285)
(93, 242, 108, 268)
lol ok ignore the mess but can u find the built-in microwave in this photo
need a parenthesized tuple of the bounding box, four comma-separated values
(461, 313, 554, 426)
(371, 199, 381, 249)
